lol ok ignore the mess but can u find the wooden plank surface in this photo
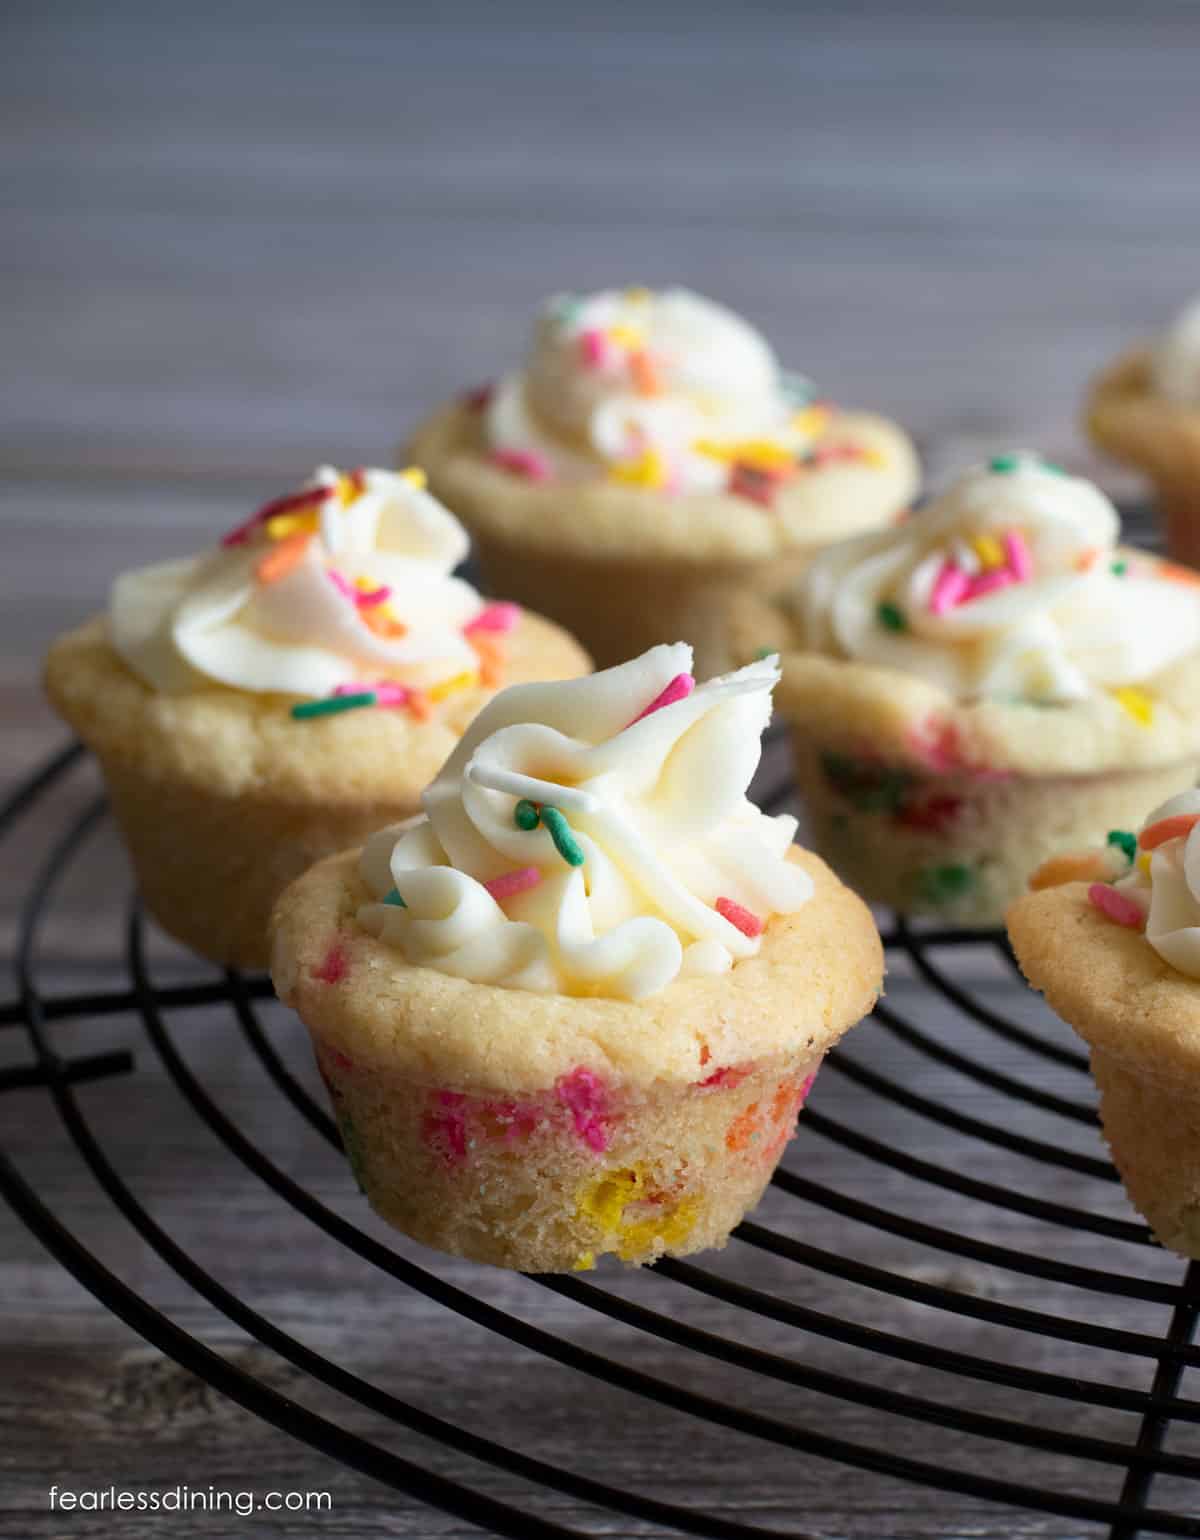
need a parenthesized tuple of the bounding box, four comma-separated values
(4, 3, 1200, 1536)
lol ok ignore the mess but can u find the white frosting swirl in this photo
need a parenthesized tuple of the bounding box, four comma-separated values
(792, 453, 1200, 703)
(357, 644, 813, 1001)
(1152, 297, 1200, 406)
(110, 466, 483, 697)
(1112, 790, 1200, 977)
(485, 287, 822, 494)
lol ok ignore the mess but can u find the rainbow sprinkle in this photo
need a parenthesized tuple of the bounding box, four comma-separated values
(540, 806, 585, 867)
(490, 448, 551, 481)
(291, 692, 377, 720)
(715, 896, 764, 938)
(1112, 687, 1154, 727)
(628, 672, 695, 725)
(1087, 883, 1143, 929)
(514, 799, 541, 831)
(484, 866, 543, 902)
(1106, 829, 1137, 864)
(464, 601, 521, 636)
(930, 561, 969, 615)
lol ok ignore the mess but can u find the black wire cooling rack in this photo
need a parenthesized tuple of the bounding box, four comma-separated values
(4, 737, 1200, 1540)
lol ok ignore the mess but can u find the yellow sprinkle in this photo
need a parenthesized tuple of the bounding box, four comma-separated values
(791, 404, 833, 439)
(1137, 851, 1152, 876)
(606, 323, 644, 350)
(608, 449, 668, 489)
(861, 446, 887, 468)
(572, 1251, 596, 1272)
(355, 575, 379, 592)
(1113, 687, 1155, 726)
(576, 1166, 647, 1233)
(623, 286, 652, 304)
(265, 511, 320, 540)
(617, 1196, 701, 1262)
(971, 533, 1005, 570)
(692, 438, 739, 463)
(428, 669, 478, 703)
(337, 474, 363, 506)
(400, 465, 428, 489)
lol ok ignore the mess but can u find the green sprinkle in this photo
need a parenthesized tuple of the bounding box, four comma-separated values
(917, 863, 975, 905)
(291, 692, 377, 720)
(540, 805, 586, 867)
(988, 454, 1020, 474)
(1111, 559, 1128, 576)
(753, 646, 775, 660)
(383, 888, 406, 907)
(877, 600, 907, 633)
(1107, 829, 1137, 865)
(1041, 460, 1068, 476)
(514, 799, 541, 831)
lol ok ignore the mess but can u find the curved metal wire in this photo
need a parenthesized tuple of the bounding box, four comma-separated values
(3, 742, 1200, 1539)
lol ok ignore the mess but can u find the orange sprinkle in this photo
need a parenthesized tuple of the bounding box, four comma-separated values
(771, 1075, 805, 1123)
(725, 1102, 761, 1152)
(255, 530, 312, 584)
(1139, 813, 1200, 851)
(1074, 548, 1100, 573)
(1028, 850, 1111, 890)
(406, 689, 432, 721)
(468, 632, 506, 688)
(361, 606, 407, 639)
(629, 350, 662, 396)
(1158, 560, 1200, 587)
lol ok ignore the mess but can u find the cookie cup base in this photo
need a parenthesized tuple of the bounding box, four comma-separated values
(315, 1046, 821, 1271)
(792, 733, 1195, 925)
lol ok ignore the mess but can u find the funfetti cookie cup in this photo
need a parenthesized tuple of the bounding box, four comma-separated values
(44, 608, 587, 971)
(728, 454, 1200, 925)
(43, 465, 590, 971)
(407, 286, 918, 677)
(1009, 877, 1200, 1258)
(1087, 346, 1200, 571)
(271, 845, 880, 1271)
(270, 643, 883, 1271)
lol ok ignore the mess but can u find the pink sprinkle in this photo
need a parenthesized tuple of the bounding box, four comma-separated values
(484, 866, 543, 902)
(963, 568, 1015, 602)
(220, 483, 334, 548)
(628, 672, 695, 726)
(464, 601, 521, 636)
(1087, 883, 1144, 930)
(579, 328, 610, 368)
(698, 1064, 752, 1090)
(424, 1090, 468, 1166)
(798, 1073, 816, 1105)
(313, 943, 348, 984)
(556, 1067, 610, 1153)
(336, 679, 410, 707)
(715, 896, 765, 938)
(1004, 528, 1033, 582)
(328, 569, 356, 599)
(930, 560, 968, 615)
(354, 584, 392, 609)
(489, 448, 551, 481)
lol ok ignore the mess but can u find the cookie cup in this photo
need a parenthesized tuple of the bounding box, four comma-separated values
(43, 612, 589, 970)
(1009, 882, 1200, 1257)
(1087, 347, 1200, 569)
(408, 400, 918, 677)
(729, 588, 1200, 924)
(269, 846, 882, 1272)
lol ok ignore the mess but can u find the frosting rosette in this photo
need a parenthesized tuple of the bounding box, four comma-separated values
(485, 286, 844, 496)
(110, 465, 486, 699)
(357, 643, 813, 1000)
(1103, 790, 1200, 977)
(792, 452, 1200, 704)
(1152, 296, 1200, 406)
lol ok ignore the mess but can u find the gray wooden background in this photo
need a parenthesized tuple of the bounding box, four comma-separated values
(4, 3, 1200, 1537)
